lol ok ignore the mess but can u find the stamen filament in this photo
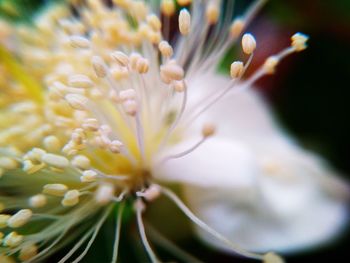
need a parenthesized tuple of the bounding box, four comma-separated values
(160, 187, 264, 261)
(111, 202, 125, 263)
(136, 199, 160, 263)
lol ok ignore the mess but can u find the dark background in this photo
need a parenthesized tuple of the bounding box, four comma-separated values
(1, 0, 349, 262)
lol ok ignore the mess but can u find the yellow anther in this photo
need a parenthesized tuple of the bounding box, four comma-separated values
(95, 183, 115, 205)
(92, 56, 108, 78)
(291, 32, 309, 52)
(136, 58, 150, 74)
(130, 53, 142, 70)
(3, 232, 23, 247)
(230, 61, 244, 79)
(177, 0, 192, 5)
(160, 62, 185, 81)
(110, 51, 129, 67)
(263, 56, 280, 74)
(71, 155, 91, 170)
(147, 14, 162, 31)
(81, 170, 97, 182)
(159, 41, 173, 58)
(43, 184, 68, 197)
(82, 118, 99, 132)
(7, 209, 32, 228)
(230, 18, 245, 38)
(179, 9, 191, 35)
(161, 0, 175, 16)
(206, 2, 219, 24)
(68, 74, 94, 89)
(29, 194, 47, 208)
(65, 93, 89, 110)
(69, 35, 90, 48)
(202, 123, 216, 138)
(263, 252, 285, 263)
(43, 135, 61, 152)
(41, 153, 69, 169)
(62, 190, 80, 207)
(0, 157, 18, 170)
(242, 33, 256, 55)
(19, 244, 38, 261)
(0, 214, 10, 228)
(171, 80, 186, 92)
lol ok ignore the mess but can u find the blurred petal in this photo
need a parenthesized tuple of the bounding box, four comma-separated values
(154, 137, 258, 190)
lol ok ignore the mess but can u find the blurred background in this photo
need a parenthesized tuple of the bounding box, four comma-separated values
(0, 0, 349, 262)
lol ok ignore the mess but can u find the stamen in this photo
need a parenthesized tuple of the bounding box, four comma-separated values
(71, 206, 113, 263)
(242, 33, 257, 55)
(160, 187, 265, 261)
(159, 123, 215, 164)
(61, 190, 80, 207)
(135, 199, 160, 263)
(7, 209, 33, 228)
(111, 202, 125, 263)
(28, 194, 47, 208)
(179, 9, 191, 36)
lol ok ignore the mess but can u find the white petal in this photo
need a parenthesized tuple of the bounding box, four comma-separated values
(153, 137, 258, 189)
(183, 140, 349, 253)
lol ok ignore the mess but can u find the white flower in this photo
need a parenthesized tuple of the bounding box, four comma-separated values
(0, 0, 348, 262)
(155, 73, 349, 253)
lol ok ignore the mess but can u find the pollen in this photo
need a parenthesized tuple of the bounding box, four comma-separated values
(3, 232, 23, 247)
(41, 153, 69, 169)
(179, 9, 191, 35)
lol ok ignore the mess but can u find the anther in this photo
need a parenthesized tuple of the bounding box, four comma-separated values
(110, 51, 129, 67)
(71, 155, 91, 170)
(206, 2, 219, 25)
(230, 61, 244, 79)
(263, 56, 280, 74)
(43, 135, 61, 152)
(171, 80, 185, 92)
(82, 118, 99, 132)
(62, 190, 80, 207)
(69, 35, 90, 49)
(159, 41, 173, 58)
(123, 99, 138, 116)
(134, 199, 146, 213)
(29, 194, 47, 208)
(0, 215, 10, 228)
(65, 93, 89, 111)
(109, 140, 123, 153)
(136, 58, 150, 74)
(41, 153, 69, 168)
(160, 62, 184, 81)
(92, 55, 108, 78)
(43, 184, 68, 197)
(201, 123, 216, 138)
(177, 0, 192, 5)
(161, 0, 175, 16)
(0, 157, 18, 170)
(19, 244, 38, 261)
(119, 89, 136, 101)
(142, 184, 161, 202)
(130, 52, 142, 70)
(147, 14, 162, 31)
(230, 18, 245, 39)
(291, 32, 309, 52)
(242, 33, 256, 55)
(81, 170, 97, 182)
(95, 183, 115, 205)
(179, 9, 191, 35)
(3, 232, 23, 247)
(263, 252, 285, 263)
(7, 209, 33, 228)
(68, 74, 94, 88)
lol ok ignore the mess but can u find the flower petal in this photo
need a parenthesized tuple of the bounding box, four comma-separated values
(183, 139, 349, 253)
(153, 137, 259, 189)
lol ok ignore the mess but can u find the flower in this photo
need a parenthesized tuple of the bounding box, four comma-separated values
(0, 0, 348, 262)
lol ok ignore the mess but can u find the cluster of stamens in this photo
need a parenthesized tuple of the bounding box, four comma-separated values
(0, 0, 308, 262)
